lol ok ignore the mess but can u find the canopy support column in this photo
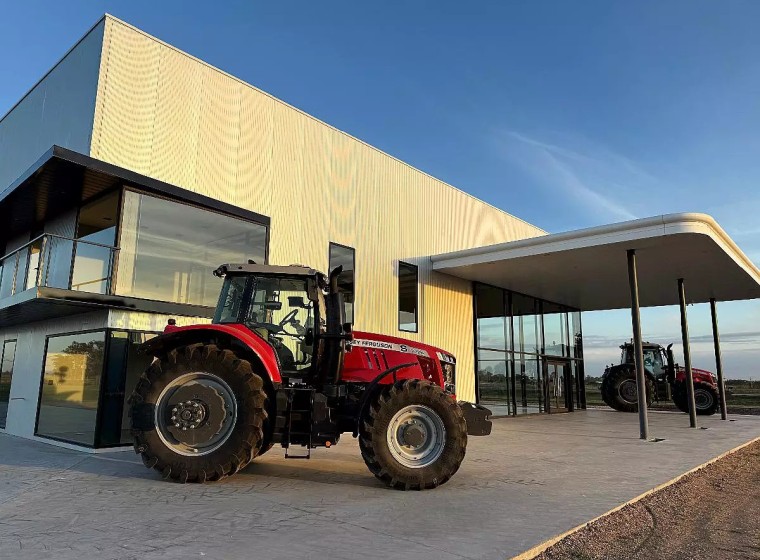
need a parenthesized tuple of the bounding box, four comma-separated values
(678, 278, 698, 428)
(710, 298, 728, 420)
(627, 249, 649, 440)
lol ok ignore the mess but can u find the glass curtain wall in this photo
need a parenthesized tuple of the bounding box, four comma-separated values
(474, 283, 585, 415)
(0, 340, 17, 428)
(116, 191, 268, 308)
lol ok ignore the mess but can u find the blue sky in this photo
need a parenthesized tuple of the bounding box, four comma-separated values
(2, 1, 759, 379)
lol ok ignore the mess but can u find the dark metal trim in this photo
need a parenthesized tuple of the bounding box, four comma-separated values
(627, 249, 650, 440)
(709, 298, 728, 420)
(678, 278, 698, 428)
(0, 146, 271, 227)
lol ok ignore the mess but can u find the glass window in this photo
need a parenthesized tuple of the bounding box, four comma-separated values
(244, 276, 315, 374)
(477, 349, 511, 416)
(570, 311, 583, 360)
(37, 331, 106, 446)
(398, 261, 418, 332)
(515, 353, 543, 413)
(475, 284, 508, 350)
(0, 340, 17, 429)
(329, 243, 355, 324)
(512, 293, 539, 354)
(117, 191, 268, 307)
(542, 301, 569, 357)
(77, 191, 119, 246)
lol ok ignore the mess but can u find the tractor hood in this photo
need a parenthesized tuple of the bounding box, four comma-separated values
(351, 331, 456, 365)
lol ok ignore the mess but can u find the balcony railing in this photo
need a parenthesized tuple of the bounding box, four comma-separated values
(0, 234, 119, 300)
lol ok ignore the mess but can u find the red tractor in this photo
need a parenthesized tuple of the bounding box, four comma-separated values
(129, 263, 491, 489)
(601, 342, 719, 416)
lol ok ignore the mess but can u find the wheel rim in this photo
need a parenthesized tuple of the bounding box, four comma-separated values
(154, 372, 237, 457)
(694, 388, 714, 410)
(618, 379, 638, 404)
(386, 405, 446, 468)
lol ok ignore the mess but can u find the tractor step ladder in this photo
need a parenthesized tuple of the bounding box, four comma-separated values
(284, 388, 314, 459)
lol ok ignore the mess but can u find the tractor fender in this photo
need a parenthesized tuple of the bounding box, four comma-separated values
(141, 323, 282, 384)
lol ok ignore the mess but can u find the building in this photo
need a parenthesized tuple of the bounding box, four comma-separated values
(2, 16, 759, 450)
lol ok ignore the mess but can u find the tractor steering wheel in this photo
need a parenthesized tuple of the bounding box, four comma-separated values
(278, 309, 300, 328)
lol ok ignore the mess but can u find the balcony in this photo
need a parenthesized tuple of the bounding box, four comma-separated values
(0, 234, 118, 299)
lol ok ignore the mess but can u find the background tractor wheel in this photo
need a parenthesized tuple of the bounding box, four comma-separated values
(129, 344, 268, 482)
(672, 381, 719, 416)
(359, 379, 467, 490)
(600, 367, 652, 413)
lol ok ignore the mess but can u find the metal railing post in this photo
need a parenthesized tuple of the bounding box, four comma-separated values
(710, 298, 728, 420)
(627, 249, 650, 440)
(678, 278, 698, 428)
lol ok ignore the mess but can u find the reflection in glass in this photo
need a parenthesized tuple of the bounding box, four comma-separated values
(398, 261, 418, 332)
(24, 240, 42, 290)
(0, 340, 17, 429)
(515, 353, 543, 413)
(513, 293, 539, 354)
(477, 349, 511, 416)
(475, 284, 508, 350)
(329, 244, 355, 323)
(571, 311, 583, 360)
(117, 192, 268, 307)
(37, 331, 106, 446)
(40, 237, 74, 289)
(0, 254, 18, 298)
(543, 302, 569, 357)
(71, 242, 112, 293)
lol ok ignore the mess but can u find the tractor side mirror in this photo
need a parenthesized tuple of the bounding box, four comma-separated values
(288, 296, 307, 308)
(304, 328, 314, 346)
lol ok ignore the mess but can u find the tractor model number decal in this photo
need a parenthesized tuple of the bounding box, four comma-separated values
(353, 339, 429, 358)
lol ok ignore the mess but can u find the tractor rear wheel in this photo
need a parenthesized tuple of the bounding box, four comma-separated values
(600, 367, 652, 413)
(129, 344, 268, 482)
(672, 381, 719, 416)
(359, 379, 467, 490)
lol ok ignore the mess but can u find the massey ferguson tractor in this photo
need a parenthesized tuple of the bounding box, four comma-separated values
(129, 263, 491, 489)
(600, 341, 719, 416)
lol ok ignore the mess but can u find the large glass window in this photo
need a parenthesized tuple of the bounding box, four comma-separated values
(542, 301, 569, 357)
(0, 340, 17, 429)
(117, 191, 268, 307)
(37, 331, 106, 446)
(398, 261, 418, 332)
(512, 293, 539, 354)
(328, 243, 355, 324)
(475, 284, 509, 351)
(477, 349, 511, 416)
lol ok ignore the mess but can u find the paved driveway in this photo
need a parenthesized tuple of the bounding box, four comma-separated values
(1, 409, 759, 560)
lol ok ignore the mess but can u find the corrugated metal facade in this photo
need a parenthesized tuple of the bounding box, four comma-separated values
(88, 17, 545, 401)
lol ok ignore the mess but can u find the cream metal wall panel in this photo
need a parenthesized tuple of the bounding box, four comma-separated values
(90, 17, 547, 402)
(0, 311, 108, 438)
(0, 20, 104, 191)
(108, 310, 209, 332)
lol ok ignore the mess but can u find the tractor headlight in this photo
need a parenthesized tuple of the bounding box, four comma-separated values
(442, 362, 456, 393)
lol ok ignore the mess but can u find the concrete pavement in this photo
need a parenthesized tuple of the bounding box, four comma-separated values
(1, 409, 759, 560)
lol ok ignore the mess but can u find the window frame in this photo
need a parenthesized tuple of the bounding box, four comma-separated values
(0, 338, 18, 430)
(328, 242, 356, 324)
(34, 328, 109, 448)
(397, 260, 419, 333)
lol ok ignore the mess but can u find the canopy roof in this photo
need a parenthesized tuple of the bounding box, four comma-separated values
(431, 213, 760, 311)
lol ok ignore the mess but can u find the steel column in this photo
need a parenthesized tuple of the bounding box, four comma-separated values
(710, 298, 728, 420)
(627, 250, 649, 440)
(678, 278, 698, 428)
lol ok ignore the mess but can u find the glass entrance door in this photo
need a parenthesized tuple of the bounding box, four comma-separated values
(543, 359, 572, 413)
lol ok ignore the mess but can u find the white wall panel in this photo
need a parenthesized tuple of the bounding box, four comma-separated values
(90, 17, 548, 402)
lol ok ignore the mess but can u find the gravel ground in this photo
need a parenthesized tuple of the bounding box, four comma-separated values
(535, 438, 760, 560)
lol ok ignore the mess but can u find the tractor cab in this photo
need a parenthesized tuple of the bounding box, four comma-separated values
(211, 263, 351, 384)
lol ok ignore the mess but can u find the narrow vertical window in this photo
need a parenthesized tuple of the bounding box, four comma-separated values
(328, 243, 355, 324)
(0, 339, 17, 429)
(398, 261, 418, 332)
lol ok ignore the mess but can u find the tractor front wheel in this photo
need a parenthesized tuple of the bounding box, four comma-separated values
(359, 379, 467, 490)
(600, 367, 652, 413)
(672, 381, 719, 416)
(129, 344, 268, 482)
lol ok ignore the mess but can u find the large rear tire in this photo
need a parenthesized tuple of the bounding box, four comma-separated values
(129, 344, 268, 482)
(359, 379, 467, 490)
(672, 381, 719, 416)
(600, 367, 652, 413)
